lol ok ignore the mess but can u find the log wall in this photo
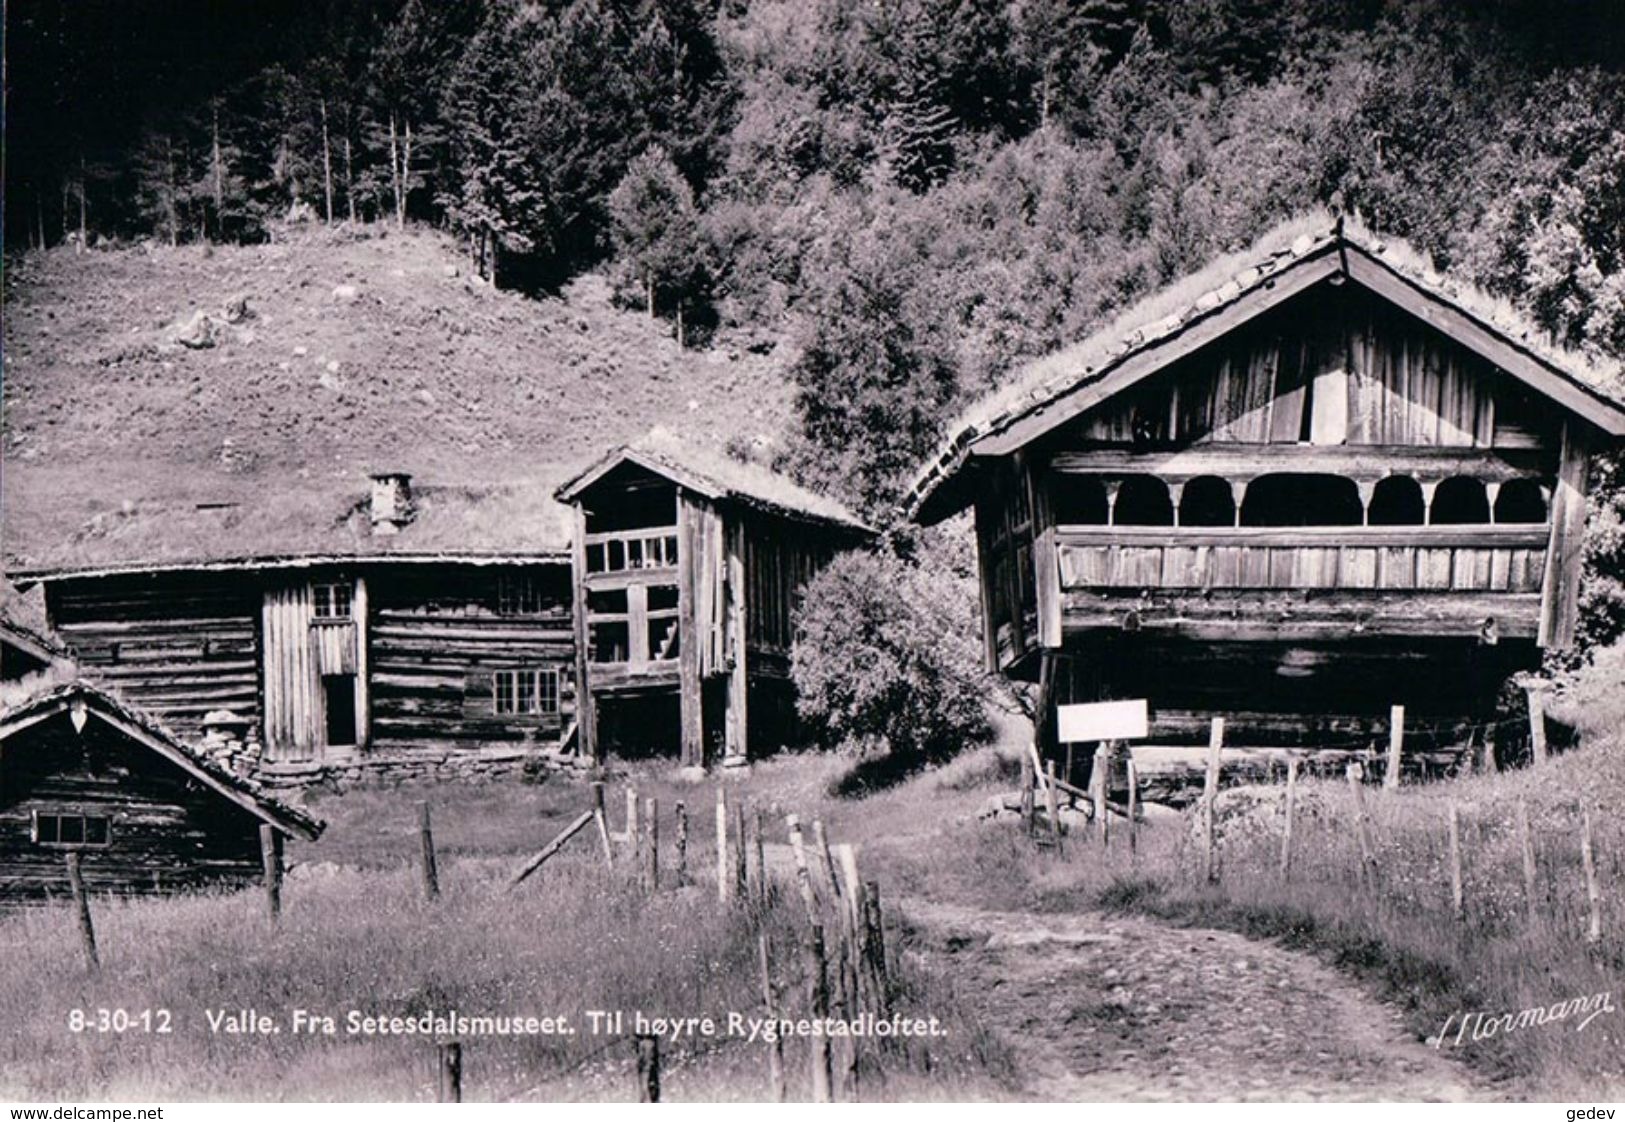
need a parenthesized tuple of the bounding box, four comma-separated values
(47, 573, 259, 742)
(0, 711, 265, 902)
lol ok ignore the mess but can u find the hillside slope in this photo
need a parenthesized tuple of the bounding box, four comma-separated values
(1, 224, 797, 570)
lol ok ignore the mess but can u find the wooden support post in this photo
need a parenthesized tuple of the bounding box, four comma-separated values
(716, 786, 730, 904)
(645, 796, 660, 893)
(1125, 751, 1139, 858)
(1280, 758, 1298, 881)
(260, 823, 282, 921)
(1045, 761, 1065, 853)
(1347, 762, 1377, 890)
(836, 843, 864, 945)
(625, 787, 640, 845)
(758, 933, 786, 1101)
(787, 814, 819, 924)
(1483, 727, 1499, 774)
(1581, 809, 1603, 945)
(635, 1034, 661, 1102)
(1064, 742, 1076, 805)
(437, 1041, 462, 1103)
(807, 925, 833, 1103)
(418, 802, 439, 901)
(1527, 690, 1548, 765)
(65, 853, 98, 973)
(1517, 796, 1538, 923)
(1447, 799, 1465, 923)
(1386, 705, 1405, 789)
(592, 781, 615, 869)
(1203, 719, 1223, 883)
(508, 810, 596, 889)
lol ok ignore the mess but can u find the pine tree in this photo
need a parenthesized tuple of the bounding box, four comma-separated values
(607, 147, 710, 337)
(888, 29, 958, 193)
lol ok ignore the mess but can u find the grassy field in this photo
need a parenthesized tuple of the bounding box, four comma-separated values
(0, 750, 1018, 1102)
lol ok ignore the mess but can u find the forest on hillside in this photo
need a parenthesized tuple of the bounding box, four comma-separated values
(8, 1, 1625, 635)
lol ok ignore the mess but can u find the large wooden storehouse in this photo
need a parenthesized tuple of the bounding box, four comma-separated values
(908, 218, 1625, 765)
(11, 474, 580, 783)
(556, 431, 873, 767)
(0, 680, 321, 902)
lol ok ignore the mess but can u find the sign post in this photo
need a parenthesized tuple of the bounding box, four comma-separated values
(1056, 700, 1149, 836)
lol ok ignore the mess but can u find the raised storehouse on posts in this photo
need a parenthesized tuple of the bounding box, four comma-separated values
(908, 218, 1625, 763)
(556, 430, 874, 767)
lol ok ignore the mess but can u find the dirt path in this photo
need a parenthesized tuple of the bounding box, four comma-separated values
(901, 899, 1491, 1102)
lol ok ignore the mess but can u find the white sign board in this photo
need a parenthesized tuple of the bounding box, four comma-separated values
(1057, 699, 1149, 743)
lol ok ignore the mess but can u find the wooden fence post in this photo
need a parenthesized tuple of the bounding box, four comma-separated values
(1581, 808, 1602, 945)
(260, 823, 282, 921)
(674, 799, 687, 885)
(1527, 689, 1548, 765)
(1203, 719, 1224, 883)
(836, 844, 864, 946)
(645, 796, 659, 893)
(734, 800, 748, 900)
(863, 880, 890, 1016)
(756, 808, 770, 907)
(625, 787, 640, 846)
(1347, 762, 1377, 889)
(1126, 751, 1139, 858)
(1019, 747, 1035, 835)
(1517, 796, 1538, 923)
(1447, 799, 1464, 922)
(65, 852, 98, 973)
(812, 819, 842, 905)
(418, 802, 439, 901)
(1386, 705, 1405, 789)
(1044, 761, 1065, 853)
(1091, 747, 1108, 847)
(592, 781, 615, 870)
(635, 1034, 661, 1102)
(716, 787, 730, 904)
(437, 1041, 462, 1103)
(787, 814, 819, 924)
(807, 924, 833, 1102)
(759, 933, 786, 1101)
(1280, 757, 1297, 881)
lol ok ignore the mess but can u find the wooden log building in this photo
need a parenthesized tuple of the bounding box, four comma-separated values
(11, 474, 581, 782)
(908, 218, 1625, 764)
(0, 680, 321, 902)
(555, 430, 873, 767)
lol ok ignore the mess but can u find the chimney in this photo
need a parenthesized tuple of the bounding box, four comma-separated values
(369, 472, 414, 535)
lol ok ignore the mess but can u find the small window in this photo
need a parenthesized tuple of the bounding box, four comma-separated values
(646, 585, 679, 612)
(496, 573, 546, 615)
(33, 811, 112, 848)
(312, 582, 352, 620)
(492, 668, 561, 716)
(1113, 476, 1175, 526)
(586, 543, 607, 573)
(588, 588, 628, 615)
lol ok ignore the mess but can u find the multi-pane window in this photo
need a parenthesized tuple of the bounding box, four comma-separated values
(496, 573, 546, 616)
(492, 669, 561, 716)
(312, 582, 352, 620)
(33, 811, 111, 847)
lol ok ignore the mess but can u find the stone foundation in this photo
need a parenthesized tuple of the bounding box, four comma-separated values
(253, 746, 593, 792)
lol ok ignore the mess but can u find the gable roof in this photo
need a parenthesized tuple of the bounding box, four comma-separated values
(908, 215, 1625, 524)
(556, 427, 874, 534)
(7, 473, 575, 582)
(0, 680, 323, 840)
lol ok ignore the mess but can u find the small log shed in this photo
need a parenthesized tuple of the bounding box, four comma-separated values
(0, 680, 322, 902)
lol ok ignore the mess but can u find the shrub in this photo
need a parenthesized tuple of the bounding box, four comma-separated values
(791, 534, 992, 770)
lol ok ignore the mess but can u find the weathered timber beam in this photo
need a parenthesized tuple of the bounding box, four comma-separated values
(1054, 526, 1549, 549)
(1048, 445, 1554, 484)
